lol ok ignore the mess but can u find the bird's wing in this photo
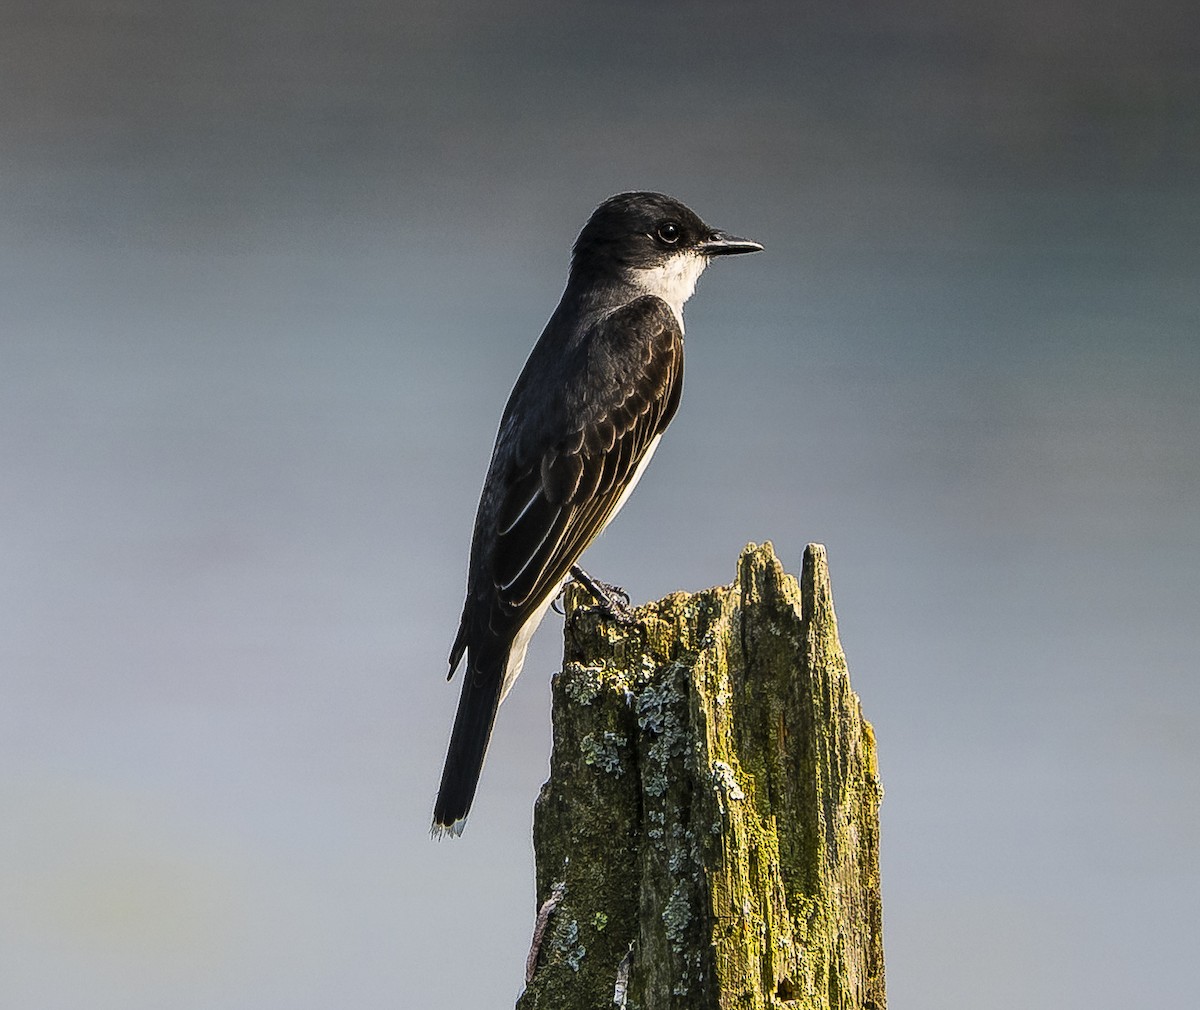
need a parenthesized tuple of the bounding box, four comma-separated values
(487, 296, 683, 630)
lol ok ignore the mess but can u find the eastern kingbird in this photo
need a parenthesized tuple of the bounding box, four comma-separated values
(433, 192, 762, 836)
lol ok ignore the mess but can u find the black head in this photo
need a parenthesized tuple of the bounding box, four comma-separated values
(570, 191, 762, 280)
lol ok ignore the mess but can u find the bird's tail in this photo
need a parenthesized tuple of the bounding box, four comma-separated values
(432, 647, 505, 836)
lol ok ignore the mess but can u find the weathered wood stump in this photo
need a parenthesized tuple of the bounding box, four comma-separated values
(517, 542, 885, 1010)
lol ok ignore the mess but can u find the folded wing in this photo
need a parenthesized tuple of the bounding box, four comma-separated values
(489, 296, 684, 629)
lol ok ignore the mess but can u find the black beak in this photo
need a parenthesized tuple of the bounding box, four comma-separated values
(698, 230, 764, 257)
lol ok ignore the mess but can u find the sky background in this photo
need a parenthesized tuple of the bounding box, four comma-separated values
(2, 1, 1198, 1006)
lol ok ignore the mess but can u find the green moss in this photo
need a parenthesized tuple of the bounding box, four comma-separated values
(709, 759, 745, 811)
(662, 885, 692, 953)
(580, 731, 626, 775)
(550, 917, 586, 972)
(635, 668, 690, 799)
(562, 662, 606, 705)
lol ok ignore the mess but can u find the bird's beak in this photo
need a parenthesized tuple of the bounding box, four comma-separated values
(698, 231, 764, 257)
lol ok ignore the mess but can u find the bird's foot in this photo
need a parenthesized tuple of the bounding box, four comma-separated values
(564, 565, 637, 626)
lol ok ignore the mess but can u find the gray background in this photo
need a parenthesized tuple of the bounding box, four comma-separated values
(3, 1, 1197, 1006)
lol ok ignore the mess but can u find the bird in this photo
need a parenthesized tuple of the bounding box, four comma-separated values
(433, 191, 762, 836)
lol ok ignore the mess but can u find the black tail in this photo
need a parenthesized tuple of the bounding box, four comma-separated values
(432, 650, 505, 836)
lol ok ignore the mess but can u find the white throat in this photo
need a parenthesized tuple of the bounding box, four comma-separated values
(629, 252, 707, 329)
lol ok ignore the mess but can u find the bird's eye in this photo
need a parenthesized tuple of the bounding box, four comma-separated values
(656, 222, 681, 244)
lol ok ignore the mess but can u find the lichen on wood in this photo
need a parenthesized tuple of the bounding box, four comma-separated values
(517, 542, 885, 1010)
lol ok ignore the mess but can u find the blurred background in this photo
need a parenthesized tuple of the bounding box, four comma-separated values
(2, 1, 1197, 1006)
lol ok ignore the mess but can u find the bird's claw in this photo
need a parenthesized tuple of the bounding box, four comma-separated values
(567, 565, 637, 626)
(591, 579, 630, 609)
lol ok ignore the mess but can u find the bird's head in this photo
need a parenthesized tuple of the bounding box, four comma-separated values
(570, 192, 762, 314)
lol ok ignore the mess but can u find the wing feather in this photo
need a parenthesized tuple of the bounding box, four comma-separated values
(495, 469, 543, 537)
(489, 297, 683, 625)
(541, 452, 584, 504)
(497, 503, 576, 608)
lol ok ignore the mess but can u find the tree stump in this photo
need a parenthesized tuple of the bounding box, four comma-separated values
(517, 542, 885, 1010)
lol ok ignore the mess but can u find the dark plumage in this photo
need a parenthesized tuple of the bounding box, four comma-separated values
(433, 192, 761, 835)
